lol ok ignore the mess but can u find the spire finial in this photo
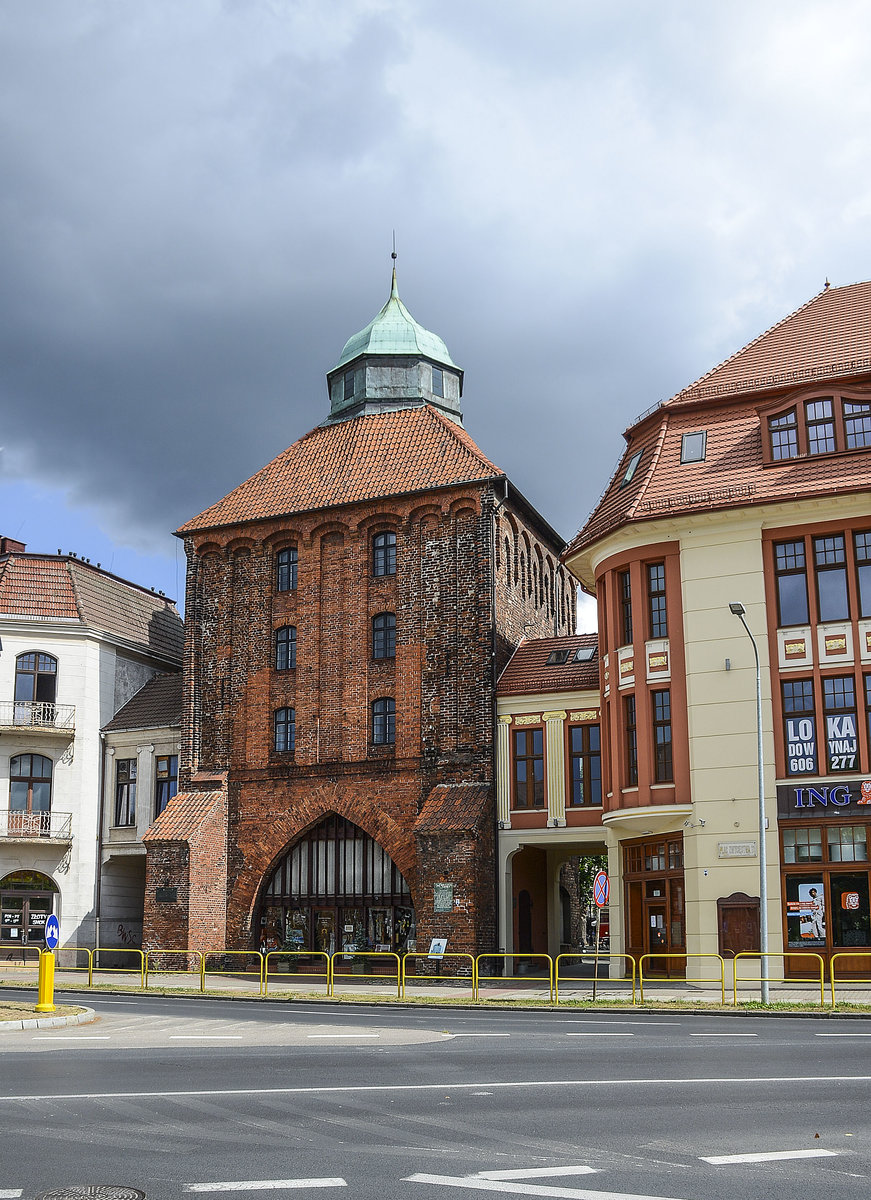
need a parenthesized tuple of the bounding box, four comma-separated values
(390, 230, 399, 297)
(824, 277, 831, 290)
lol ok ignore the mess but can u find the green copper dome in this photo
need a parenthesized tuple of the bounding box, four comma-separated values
(333, 270, 460, 371)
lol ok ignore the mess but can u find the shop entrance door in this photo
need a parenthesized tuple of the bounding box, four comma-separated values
(1, 894, 53, 956)
(313, 908, 336, 956)
(645, 900, 668, 965)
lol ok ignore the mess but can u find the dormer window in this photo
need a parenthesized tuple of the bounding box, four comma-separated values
(765, 393, 871, 462)
(620, 450, 643, 487)
(431, 366, 444, 398)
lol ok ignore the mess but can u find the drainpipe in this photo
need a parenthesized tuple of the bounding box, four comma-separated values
(94, 732, 107, 951)
(490, 479, 509, 952)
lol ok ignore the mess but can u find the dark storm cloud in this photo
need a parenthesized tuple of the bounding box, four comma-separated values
(1, 0, 869, 555)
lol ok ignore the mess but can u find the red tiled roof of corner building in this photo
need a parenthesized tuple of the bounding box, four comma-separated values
(143, 789, 223, 842)
(414, 782, 491, 834)
(668, 281, 871, 404)
(498, 633, 600, 697)
(564, 282, 871, 559)
(103, 673, 183, 732)
(178, 405, 504, 534)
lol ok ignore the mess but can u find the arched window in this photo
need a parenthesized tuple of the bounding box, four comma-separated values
(372, 531, 396, 577)
(372, 613, 396, 659)
(372, 697, 395, 745)
(15, 653, 57, 712)
(275, 625, 297, 670)
(9, 755, 53, 835)
(276, 547, 298, 592)
(274, 707, 295, 753)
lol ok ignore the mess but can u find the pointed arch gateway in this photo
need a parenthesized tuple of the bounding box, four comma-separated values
(259, 814, 416, 958)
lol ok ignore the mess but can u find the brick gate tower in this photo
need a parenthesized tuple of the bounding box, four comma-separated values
(143, 270, 573, 957)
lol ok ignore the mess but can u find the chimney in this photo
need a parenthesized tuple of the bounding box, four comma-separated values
(0, 536, 26, 554)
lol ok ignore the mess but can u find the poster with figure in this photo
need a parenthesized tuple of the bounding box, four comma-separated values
(786, 880, 826, 946)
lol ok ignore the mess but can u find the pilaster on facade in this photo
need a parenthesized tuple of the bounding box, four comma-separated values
(496, 715, 512, 826)
(543, 711, 567, 826)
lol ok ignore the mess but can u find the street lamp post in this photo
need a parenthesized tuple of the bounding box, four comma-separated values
(729, 601, 769, 1003)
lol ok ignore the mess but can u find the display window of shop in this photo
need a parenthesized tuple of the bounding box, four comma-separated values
(623, 834, 685, 974)
(513, 727, 544, 808)
(781, 821, 871, 967)
(260, 814, 415, 968)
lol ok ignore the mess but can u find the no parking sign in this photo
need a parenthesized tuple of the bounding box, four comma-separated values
(593, 871, 610, 908)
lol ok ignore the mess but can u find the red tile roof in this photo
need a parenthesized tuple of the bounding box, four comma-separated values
(178, 405, 503, 534)
(103, 673, 183, 732)
(415, 783, 491, 834)
(143, 789, 223, 842)
(671, 281, 871, 404)
(0, 553, 184, 663)
(498, 634, 599, 697)
(566, 282, 871, 559)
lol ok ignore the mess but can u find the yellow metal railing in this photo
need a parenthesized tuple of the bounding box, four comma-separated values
(144, 949, 205, 991)
(91, 948, 146, 988)
(203, 950, 264, 994)
(830, 952, 871, 1007)
(639, 953, 725, 1005)
(475, 953, 554, 1002)
(732, 951, 826, 1007)
(263, 950, 331, 996)
(554, 952, 637, 1005)
(401, 953, 476, 999)
(330, 951, 401, 998)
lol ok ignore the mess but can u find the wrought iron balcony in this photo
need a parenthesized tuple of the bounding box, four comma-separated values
(0, 810, 73, 841)
(0, 701, 75, 737)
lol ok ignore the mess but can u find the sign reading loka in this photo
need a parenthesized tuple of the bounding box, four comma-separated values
(777, 778, 871, 818)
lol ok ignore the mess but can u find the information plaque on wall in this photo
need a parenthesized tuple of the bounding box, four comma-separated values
(433, 882, 454, 912)
(155, 887, 178, 903)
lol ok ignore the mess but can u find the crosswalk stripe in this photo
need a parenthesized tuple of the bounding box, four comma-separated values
(700, 1149, 839, 1164)
(186, 1180, 346, 1191)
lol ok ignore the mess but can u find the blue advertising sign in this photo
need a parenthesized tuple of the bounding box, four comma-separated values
(44, 914, 60, 950)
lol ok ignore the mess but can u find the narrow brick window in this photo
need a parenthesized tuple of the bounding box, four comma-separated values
(372, 697, 395, 745)
(624, 695, 638, 786)
(619, 570, 633, 646)
(155, 754, 178, 817)
(114, 758, 137, 827)
(274, 707, 296, 753)
(652, 689, 673, 782)
(647, 563, 667, 639)
(373, 531, 396, 577)
(513, 728, 544, 808)
(372, 612, 396, 659)
(275, 625, 297, 670)
(276, 547, 298, 592)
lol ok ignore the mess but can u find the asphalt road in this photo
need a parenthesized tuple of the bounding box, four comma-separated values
(2, 991, 871, 1200)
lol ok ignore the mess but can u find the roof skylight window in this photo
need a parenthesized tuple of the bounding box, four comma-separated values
(620, 450, 643, 487)
(680, 431, 707, 463)
(574, 646, 597, 663)
(546, 649, 572, 665)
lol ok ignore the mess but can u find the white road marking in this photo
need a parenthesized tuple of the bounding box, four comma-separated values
(3, 1074, 871, 1104)
(170, 1035, 244, 1040)
(0, 1190, 23, 1197)
(816, 1032, 871, 1036)
(405, 1175, 689, 1199)
(690, 1033, 757, 1037)
(477, 1168, 597, 1180)
(701, 1148, 839, 1164)
(451, 1033, 511, 1038)
(186, 1180, 346, 1191)
(306, 1033, 379, 1039)
(566, 1033, 633, 1037)
(31, 1036, 110, 1041)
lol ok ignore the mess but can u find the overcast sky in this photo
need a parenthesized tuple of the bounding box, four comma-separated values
(2, 2, 869, 622)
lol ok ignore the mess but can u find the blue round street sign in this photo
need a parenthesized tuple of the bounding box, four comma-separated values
(593, 871, 610, 908)
(44, 914, 60, 950)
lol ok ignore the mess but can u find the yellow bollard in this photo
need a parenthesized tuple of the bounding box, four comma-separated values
(35, 950, 56, 1013)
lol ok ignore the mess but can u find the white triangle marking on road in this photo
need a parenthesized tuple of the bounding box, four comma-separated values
(404, 1173, 694, 1200)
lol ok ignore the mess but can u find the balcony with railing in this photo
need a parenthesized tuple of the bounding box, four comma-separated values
(0, 701, 75, 738)
(0, 810, 73, 842)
